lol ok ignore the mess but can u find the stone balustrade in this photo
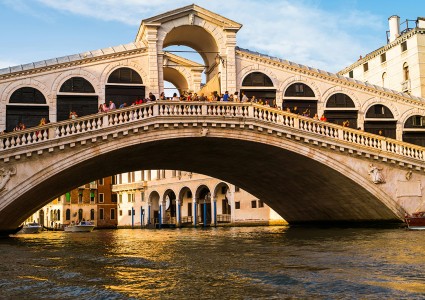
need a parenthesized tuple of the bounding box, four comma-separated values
(1, 101, 424, 163)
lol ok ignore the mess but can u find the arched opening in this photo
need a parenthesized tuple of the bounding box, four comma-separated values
(162, 26, 218, 98)
(403, 115, 425, 146)
(148, 191, 160, 225)
(382, 72, 387, 88)
(38, 209, 45, 227)
(78, 209, 83, 222)
(242, 72, 276, 105)
(105, 67, 145, 108)
(364, 104, 396, 138)
(283, 82, 316, 116)
(6, 87, 49, 132)
(57, 77, 98, 121)
(90, 209, 95, 221)
(324, 93, 357, 128)
(196, 186, 211, 225)
(163, 189, 177, 225)
(163, 67, 189, 97)
(66, 209, 71, 221)
(178, 186, 193, 224)
(214, 182, 231, 223)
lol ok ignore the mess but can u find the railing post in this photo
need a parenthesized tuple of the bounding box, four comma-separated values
(247, 104, 254, 118)
(381, 139, 387, 152)
(48, 126, 56, 139)
(338, 128, 344, 141)
(201, 103, 208, 115)
(102, 115, 109, 128)
(153, 103, 159, 116)
(293, 116, 300, 129)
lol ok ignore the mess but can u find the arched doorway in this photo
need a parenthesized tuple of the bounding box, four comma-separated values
(403, 115, 425, 146)
(324, 93, 357, 128)
(364, 104, 396, 138)
(178, 186, 192, 225)
(6, 87, 49, 132)
(105, 67, 145, 108)
(163, 189, 177, 225)
(148, 191, 160, 226)
(241, 72, 276, 105)
(38, 209, 45, 227)
(283, 82, 316, 116)
(196, 186, 211, 226)
(213, 182, 231, 224)
(57, 77, 98, 121)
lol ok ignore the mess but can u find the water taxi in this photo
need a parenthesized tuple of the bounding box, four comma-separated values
(405, 212, 425, 230)
(64, 221, 95, 232)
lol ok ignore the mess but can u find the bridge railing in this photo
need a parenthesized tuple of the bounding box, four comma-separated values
(1, 101, 424, 162)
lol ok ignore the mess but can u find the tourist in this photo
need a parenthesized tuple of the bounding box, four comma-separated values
(69, 111, 78, 119)
(313, 113, 319, 120)
(159, 92, 166, 100)
(109, 100, 116, 110)
(119, 102, 127, 109)
(98, 104, 104, 113)
(241, 92, 248, 102)
(320, 114, 327, 122)
(342, 120, 350, 127)
(172, 93, 179, 101)
(222, 91, 229, 101)
(102, 102, 109, 112)
(149, 92, 156, 101)
(292, 106, 299, 115)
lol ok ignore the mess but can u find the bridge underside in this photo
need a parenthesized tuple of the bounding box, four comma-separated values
(0, 136, 400, 234)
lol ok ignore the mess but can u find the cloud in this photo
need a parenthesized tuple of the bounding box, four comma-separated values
(6, 0, 385, 72)
(0, 60, 18, 69)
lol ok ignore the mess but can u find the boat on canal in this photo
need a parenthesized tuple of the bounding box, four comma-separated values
(404, 212, 425, 230)
(19, 222, 43, 234)
(64, 221, 95, 232)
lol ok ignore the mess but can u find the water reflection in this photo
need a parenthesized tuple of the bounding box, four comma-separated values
(0, 227, 424, 299)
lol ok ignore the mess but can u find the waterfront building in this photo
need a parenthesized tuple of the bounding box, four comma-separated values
(338, 16, 425, 145)
(112, 170, 284, 227)
(25, 177, 116, 229)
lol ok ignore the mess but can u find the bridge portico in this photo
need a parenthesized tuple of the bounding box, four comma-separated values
(1, 102, 425, 234)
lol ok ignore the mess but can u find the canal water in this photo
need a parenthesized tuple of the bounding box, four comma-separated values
(0, 226, 424, 299)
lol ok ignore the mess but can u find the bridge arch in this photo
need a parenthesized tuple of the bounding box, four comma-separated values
(51, 69, 101, 96)
(0, 111, 407, 233)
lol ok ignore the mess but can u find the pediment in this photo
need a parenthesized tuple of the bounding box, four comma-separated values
(136, 4, 242, 41)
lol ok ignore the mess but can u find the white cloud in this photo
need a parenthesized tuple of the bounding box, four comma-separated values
(11, 0, 386, 72)
(0, 60, 18, 69)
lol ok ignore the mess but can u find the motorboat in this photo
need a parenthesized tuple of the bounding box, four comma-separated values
(405, 212, 425, 230)
(64, 221, 95, 232)
(19, 222, 43, 234)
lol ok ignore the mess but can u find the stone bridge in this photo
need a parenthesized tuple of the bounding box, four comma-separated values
(1, 101, 425, 234)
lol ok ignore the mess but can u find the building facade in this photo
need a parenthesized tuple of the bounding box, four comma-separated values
(112, 170, 284, 228)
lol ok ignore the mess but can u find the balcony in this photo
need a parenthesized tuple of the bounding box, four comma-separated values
(401, 80, 410, 93)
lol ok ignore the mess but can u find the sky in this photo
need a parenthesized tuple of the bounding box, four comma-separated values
(0, 0, 424, 74)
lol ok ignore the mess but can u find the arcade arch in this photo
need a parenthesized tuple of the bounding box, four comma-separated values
(147, 191, 160, 225)
(195, 185, 212, 225)
(57, 77, 98, 121)
(403, 115, 425, 146)
(105, 67, 145, 108)
(283, 82, 316, 116)
(6, 87, 49, 132)
(241, 72, 276, 105)
(324, 93, 358, 128)
(364, 104, 397, 138)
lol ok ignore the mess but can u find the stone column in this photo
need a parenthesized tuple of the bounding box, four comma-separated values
(192, 197, 198, 227)
(212, 197, 217, 227)
(176, 198, 181, 228)
(145, 24, 161, 97)
(228, 186, 235, 223)
(222, 29, 238, 95)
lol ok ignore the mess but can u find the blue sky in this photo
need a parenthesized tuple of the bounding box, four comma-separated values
(0, 0, 423, 73)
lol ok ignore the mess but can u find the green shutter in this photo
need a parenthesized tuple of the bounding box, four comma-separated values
(65, 192, 71, 202)
(90, 192, 95, 198)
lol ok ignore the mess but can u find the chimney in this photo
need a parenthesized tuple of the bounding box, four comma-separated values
(388, 15, 400, 42)
(418, 17, 425, 29)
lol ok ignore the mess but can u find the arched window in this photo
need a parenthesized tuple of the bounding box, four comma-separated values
(242, 72, 273, 87)
(66, 209, 71, 221)
(57, 209, 61, 221)
(6, 87, 49, 132)
(78, 209, 83, 221)
(108, 67, 143, 84)
(284, 83, 315, 97)
(365, 104, 394, 118)
(10, 87, 46, 104)
(382, 72, 387, 88)
(326, 93, 355, 108)
(59, 77, 95, 93)
(105, 67, 145, 108)
(90, 209, 95, 221)
(403, 115, 425, 146)
(403, 63, 409, 81)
